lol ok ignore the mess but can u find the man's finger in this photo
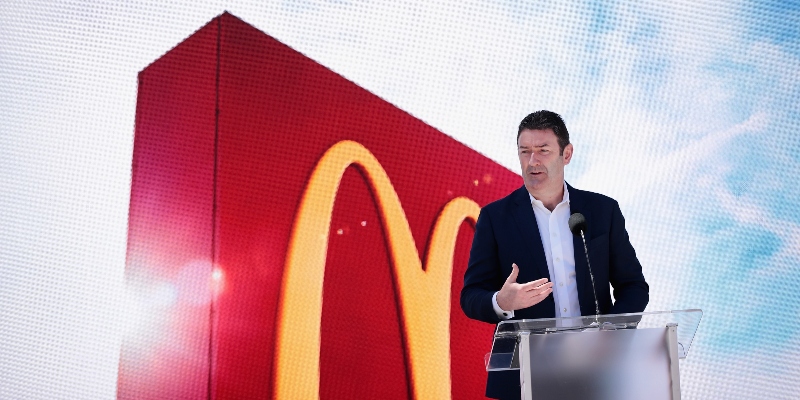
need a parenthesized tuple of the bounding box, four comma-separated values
(524, 287, 553, 307)
(531, 286, 553, 298)
(525, 285, 552, 299)
(520, 278, 550, 291)
(506, 263, 520, 284)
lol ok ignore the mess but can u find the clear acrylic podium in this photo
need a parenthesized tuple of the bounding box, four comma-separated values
(485, 309, 702, 400)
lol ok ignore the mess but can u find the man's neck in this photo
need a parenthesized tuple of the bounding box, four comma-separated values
(540, 196, 560, 212)
(528, 182, 565, 212)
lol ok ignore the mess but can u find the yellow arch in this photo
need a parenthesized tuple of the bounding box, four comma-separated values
(274, 140, 480, 399)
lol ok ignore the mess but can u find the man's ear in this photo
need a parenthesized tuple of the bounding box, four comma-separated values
(562, 143, 574, 165)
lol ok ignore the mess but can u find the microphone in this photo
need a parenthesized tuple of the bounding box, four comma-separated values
(568, 212, 600, 318)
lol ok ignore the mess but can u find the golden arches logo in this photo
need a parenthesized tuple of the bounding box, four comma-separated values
(274, 140, 480, 399)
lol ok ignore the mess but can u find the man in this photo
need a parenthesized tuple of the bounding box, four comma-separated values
(460, 110, 649, 400)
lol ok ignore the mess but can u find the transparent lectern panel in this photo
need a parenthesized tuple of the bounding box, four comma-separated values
(484, 336, 519, 370)
(487, 309, 702, 371)
(523, 327, 674, 400)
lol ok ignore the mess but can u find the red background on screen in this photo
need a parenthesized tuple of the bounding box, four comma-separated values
(119, 12, 522, 399)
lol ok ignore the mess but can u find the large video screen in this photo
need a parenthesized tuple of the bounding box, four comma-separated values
(2, 1, 798, 399)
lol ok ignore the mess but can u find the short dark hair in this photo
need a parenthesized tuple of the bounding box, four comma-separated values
(517, 110, 570, 154)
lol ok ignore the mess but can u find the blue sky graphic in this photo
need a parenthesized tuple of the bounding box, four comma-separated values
(610, 0, 800, 350)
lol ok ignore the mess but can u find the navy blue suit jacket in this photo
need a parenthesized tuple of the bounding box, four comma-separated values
(460, 184, 649, 399)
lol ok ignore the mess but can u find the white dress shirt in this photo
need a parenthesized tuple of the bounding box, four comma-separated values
(493, 182, 581, 319)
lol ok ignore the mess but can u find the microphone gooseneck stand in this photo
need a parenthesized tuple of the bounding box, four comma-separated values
(568, 212, 600, 324)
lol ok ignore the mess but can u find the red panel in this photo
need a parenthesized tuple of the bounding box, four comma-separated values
(120, 12, 523, 399)
(118, 19, 218, 400)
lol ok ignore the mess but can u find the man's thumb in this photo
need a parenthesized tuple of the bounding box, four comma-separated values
(506, 263, 519, 283)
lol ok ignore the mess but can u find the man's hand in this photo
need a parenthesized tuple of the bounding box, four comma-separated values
(496, 263, 553, 312)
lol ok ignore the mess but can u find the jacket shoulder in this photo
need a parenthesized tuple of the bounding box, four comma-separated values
(480, 187, 524, 215)
(569, 185, 619, 208)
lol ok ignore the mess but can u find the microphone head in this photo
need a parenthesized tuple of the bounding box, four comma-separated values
(568, 212, 587, 235)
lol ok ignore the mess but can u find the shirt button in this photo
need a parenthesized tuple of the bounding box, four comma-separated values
(559, 282, 564, 287)
(552, 232, 557, 237)
(563, 308, 567, 312)
(555, 257, 560, 262)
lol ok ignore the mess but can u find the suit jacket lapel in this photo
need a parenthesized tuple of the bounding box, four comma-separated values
(567, 183, 594, 316)
(511, 186, 551, 280)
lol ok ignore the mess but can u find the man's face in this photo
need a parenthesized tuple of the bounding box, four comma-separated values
(517, 128, 573, 198)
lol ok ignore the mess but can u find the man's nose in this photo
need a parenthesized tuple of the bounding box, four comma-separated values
(527, 153, 540, 166)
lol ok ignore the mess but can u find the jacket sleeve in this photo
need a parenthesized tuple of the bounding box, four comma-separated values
(607, 201, 649, 314)
(460, 208, 505, 324)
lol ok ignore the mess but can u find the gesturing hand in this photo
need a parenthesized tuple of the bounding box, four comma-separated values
(496, 263, 553, 312)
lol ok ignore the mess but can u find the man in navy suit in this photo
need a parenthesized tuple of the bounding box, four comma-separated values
(460, 110, 649, 400)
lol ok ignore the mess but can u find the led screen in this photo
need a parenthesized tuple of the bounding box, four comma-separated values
(1, 1, 799, 399)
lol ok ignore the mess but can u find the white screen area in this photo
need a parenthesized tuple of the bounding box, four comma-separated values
(2, 1, 799, 398)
